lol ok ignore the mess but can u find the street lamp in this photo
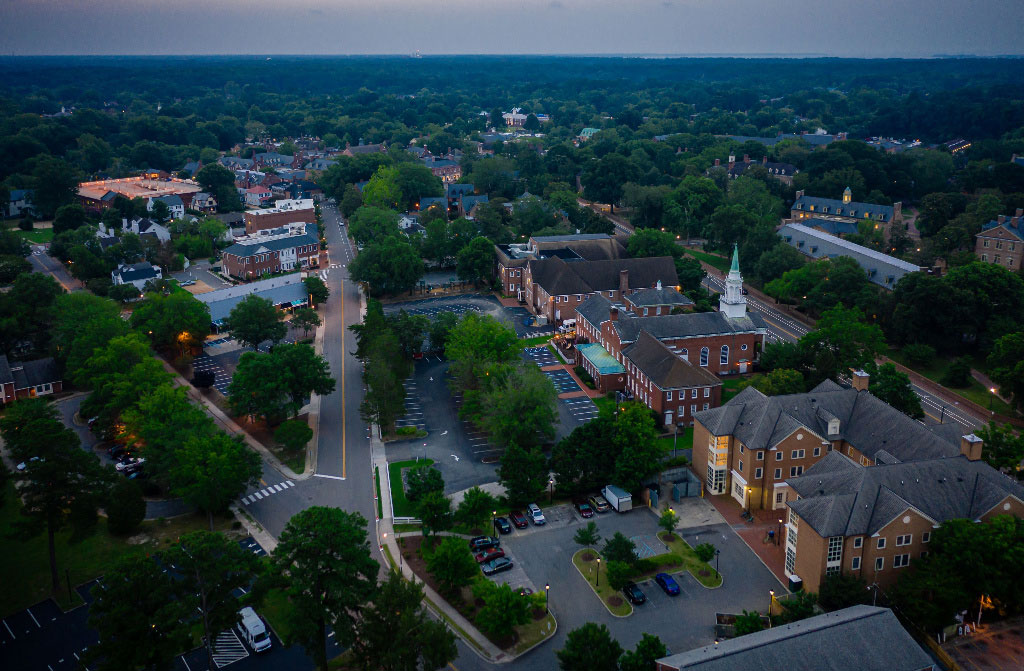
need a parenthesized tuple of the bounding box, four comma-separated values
(768, 590, 775, 627)
(714, 549, 721, 579)
(549, 477, 554, 503)
(745, 487, 752, 516)
(777, 519, 783, 547)
(596, 557, 601, 587)
(545, 583, 550, 613)
(492, 509, 497, 533)
(989, 387, 997, 410)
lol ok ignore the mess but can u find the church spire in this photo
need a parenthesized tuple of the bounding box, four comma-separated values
(719, 243, 747, 319)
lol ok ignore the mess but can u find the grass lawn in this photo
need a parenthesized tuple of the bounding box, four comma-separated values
(656, 431, 693, 456)
(683, 249, 731, 273)
(393, 522, 422, 533)
(571, 548, 633, 616)
(521, 334, 553, 348)
(657, 531, 723, 588)
(260, 588, 298, 646)
(512, 612, 557, 655)
(722, 377, 745, 403)
(388, 458, 434, 518)
(375, 466, 383, 519)
(13, 228, 54, 244)
(0, 483, 239, 617)
(886, 348, 1018, 417)
(593, 394, 616, 416)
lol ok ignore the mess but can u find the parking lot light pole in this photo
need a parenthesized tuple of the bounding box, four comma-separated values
(715, 549, 720, 579)
(492, 510, 497, 533)
(596, 557, 601, 587)
(548, 478, 554, 503)
(545, 583, 550, 613)
(777, 519, 783, 546)
(768, 590, 775, 627)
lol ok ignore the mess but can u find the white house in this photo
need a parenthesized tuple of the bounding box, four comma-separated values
(147, 194, 185, 220)
(111, 262, 162, 291)
(123, 217, 172, 243)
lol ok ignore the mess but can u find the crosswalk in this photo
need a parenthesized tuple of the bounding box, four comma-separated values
(240, 480, 295, 505)
(212, 629, 249, 668)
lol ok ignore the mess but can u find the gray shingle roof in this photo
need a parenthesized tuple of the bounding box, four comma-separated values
(623, 332, 721, 390)
(656, 606, 933, 671)
(196, 274, 308, 323)
(779, 223, 921, 289)
(804, 217, 859, 236)
(222, 230, 319, 258)
(787, 452, 1024, 538)
(979, 219, 1024, 243)
(625, 285, 693, 308)
(528, 256, 679, 297)
(694, 380, 961, 464)
(792, 195, 894, 221)
(574, 293, 613, 330)
(0, 355, 60, 390)
(115, 262, 160, 283)
(613, 309, 766, 344)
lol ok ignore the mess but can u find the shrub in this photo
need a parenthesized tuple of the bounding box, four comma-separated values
(405, 465, 444, 502)
(694, 542, 716, 563)
(275, 419, 313, 452)
(574, 365, 595, 388)
(18, 217, 33, 231)
(941, 357, 972, 388)
(106, 479, 146, 536)
(734, 610, 764, 636)
(605, 560, 632, 591)
(396, 426, 417, 436)
(902, 343, 936, 368)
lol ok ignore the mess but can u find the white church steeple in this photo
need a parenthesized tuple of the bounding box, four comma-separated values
(719, 243, 747, 319)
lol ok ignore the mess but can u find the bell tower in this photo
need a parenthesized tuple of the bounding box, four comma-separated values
(843, 186, 853, 204)
(719, 244, 747, 320)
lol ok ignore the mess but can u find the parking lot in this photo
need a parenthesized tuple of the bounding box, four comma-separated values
(523, 345, 560, 367)
(543, 369, 581, 394)
(395, 377, 427, 431)
(563, 397, 600, 423)
(193, 352, 233, 395)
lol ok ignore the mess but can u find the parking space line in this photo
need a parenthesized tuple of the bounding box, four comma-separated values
(3, 618, 14, 639)
(26, 608, 39, 628)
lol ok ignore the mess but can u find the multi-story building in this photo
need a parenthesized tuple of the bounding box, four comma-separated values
(692, 372, 971, 515)
(243, 199, 316, 234)
(78, 176, 202, 211)
(220, 223, 320, 279)
(495, 233, 627, 301)
(784, 450, 1023, 593)
(188, 191, 218, 213)
(0, 356, 62, 405)
(721, 154, 798, 185)
(422, 157, 461, 184)
(974, 210, 1023, 270)
(778, 223, 922, 290)
(790, 187, 901, 227)
(244, 186, 273, 207)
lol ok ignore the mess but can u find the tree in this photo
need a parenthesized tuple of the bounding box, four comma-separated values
(271, 508, 378, 671)
(798, 305, 885, 384)
(385, 310, 431, 359)
(52, 203, 89, 234)
(987, 331, 1024, 411)
(818, 573, 870, 611)
(275, 419, 313, 453)
(497, 442, 548, 506)
(476, 363, 558, 449)
(85, 555, 190, 671)
(472, 580, 531, 636)
(753, 242, 805, 286)
(557, 622, 623, 671)
(0, 255, 31, 284)
(394, 162, 443, 211)
(455, 486, 499, 531)
(105, 479, 146, 536)
(751, 368, 805, 396)
(902, 343, 937, 368)
(626, 228, 678, 259)
(694, 542, 716, 563)
(523, 113, 541, 132)
(228, 350, 291, 423)
(417, 490, 454, 539)
(602, 532, 638, 565)
(169, 432, 261, 530)
(359, 333, 408, 432)
(225, 294, 287, 349)
(31, 156, 79, 218)
(425, 536, 478, 595)
(611, 401, 664, 492)
(582, 153, 637, 212)
(777, 590, 818, 624)
(349, 570, 457, 671)
(605, 560, 632, 590)
(456, 236, 495, 286)
(168, 532, 261, 671)
(658, 509, 678, 537)
(291, 307, 322, 337)
(941, 357, 972, 388)
(406, 465, 445, 502)
(348, 206, 401, 245)
(304, 275, 330, 304)
(121, 384, 213, 479)
(733, 610, 765, 636)
(272, 344, 336, 416)
(573, 521, 601, 550)
(349, 235, 424, 296)
(976, 422, 1024, 475)
(129, 290, 211, 352)
(339, 184, 363, 218)
(618, 633, 668, 671)
(362, 166, 403, 210)
(867, 363, 924, 419)
(445, 312, 520, 389)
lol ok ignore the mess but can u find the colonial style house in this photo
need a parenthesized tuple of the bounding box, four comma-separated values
(496, 233, 628, 301)
(720, 155, 798, 185)
(975, 210, 1023, 270)
(790, 188, 901, 227)
(0, 356, 62, 404)
(187, 191, 218, 213)
(111, 261, 162, 291)
(784, 451, 1023, 593)
(146, 194, 185, 220)
(220, 223, 320, 279)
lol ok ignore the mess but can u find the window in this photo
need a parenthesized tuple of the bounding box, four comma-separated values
(755, 468, 763, 479)
(703, 403, 709, 410)
(739, 444, 745, 455)
(791, 449, 805, 459)
(785, 547, 796, 573)
(920, 551, 929, 559)
(666, 391, 673, 401)
(984, 239, 990, 247)
(896, 534, 912, 547)
(996, 241, 1003, 250)
(982, 254, 988, 262)
(922, 532, 930, 543)
(756, 451, 764, 461)
(741, 344, 748, 351)
(700, 347, 709, 366)
(875, 557, 884, 571)
(813, 447, 821, 457)
(789, 466, 803, 477)
(704, 387, 710, 398)
(894, 554, 910, 568)
(776, 451, 783, 461)
(877, 537, 886, 549)
(774, 468, 782, 480)
(995, 256, 1001, 263)
(720, 345, 730, 365)
(680, 348, 688, 360)
(853, 537, 863, 549)
(852, 557, 861, 570)
(776, 492, 784, 503)
(691, 404, 697, 414)
(692, 389, 698, 399)
(738, 460, 744, 472)
(643, 308, 648, 316)
(827, 537, 843, 563)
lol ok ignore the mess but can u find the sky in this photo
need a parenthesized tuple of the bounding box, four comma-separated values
(1, 0, 1023, 58)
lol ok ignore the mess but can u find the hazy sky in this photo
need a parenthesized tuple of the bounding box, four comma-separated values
(2, 0, 1022, 57)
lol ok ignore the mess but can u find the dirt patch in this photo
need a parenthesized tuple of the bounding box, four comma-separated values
(579, 551, 596, 562)
(531, 607, 546, 621)
(607, 596, 624, 607)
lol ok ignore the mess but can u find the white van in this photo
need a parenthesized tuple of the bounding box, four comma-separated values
(237, 606, 272, 653)
(559, 318, 576, 333)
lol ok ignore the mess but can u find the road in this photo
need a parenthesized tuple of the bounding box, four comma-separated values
(27, 245, 82, 292)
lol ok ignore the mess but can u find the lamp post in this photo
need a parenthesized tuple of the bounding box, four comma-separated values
(777, 519, 783, 547)
(673, 423, 679, 458)
(714, 549, 721, 579)
(768, 590, 775, 627)
(492, 510, 497, 533)
(596, 557, 601, 587)
(545, 583, 550, 613)
(989, 387, 997, 410)
(549, 478, 554, 503)
(745, 487, 752, 516)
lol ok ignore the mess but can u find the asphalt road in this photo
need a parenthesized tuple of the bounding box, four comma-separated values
(27, 244, 82, 292)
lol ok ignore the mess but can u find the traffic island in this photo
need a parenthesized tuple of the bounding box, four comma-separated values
(571, 548, 633, 617)
(657, 531, 724, 588)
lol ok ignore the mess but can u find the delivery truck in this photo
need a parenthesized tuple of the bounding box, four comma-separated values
(602, 485, 633, 512)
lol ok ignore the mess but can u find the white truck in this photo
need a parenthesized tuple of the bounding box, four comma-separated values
(602, 485, 632, 513)
(237, 606, 272, 653)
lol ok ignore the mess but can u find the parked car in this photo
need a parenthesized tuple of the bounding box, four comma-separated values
(588, 494, 612, 514)
(527, 503, 546, 525)
(481, 557, 513, 576)
(474, 548, 506, 563)
(623, 581, 646, 605)
(237, 606, 272, 653)
(509, 510, 529, 529)
(494, 517, 512, 535)
(655, 573, 680, 596)
(573, 498, 594, 518)
(116, 457, 145, 472)
(107, 444, 129, 460)
(468, 535, 500, 551)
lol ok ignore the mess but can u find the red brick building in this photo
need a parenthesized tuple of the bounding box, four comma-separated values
(243, 199, 316, 235)
(0, 356, 62, 404)
(621, 332, 722, 427)
(221, 223, 320, 280)
(495, 233, 627, 301)
(975, 210, 1023, 271)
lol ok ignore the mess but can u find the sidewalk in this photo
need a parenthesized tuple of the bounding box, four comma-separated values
(703, 493, 789, 589)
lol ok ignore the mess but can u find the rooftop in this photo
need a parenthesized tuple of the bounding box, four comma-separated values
(196, 273, 308, 324)
(779, 223, 921, 288)
(622, 332, 720, 390)
(78, 176, 202, 201)
(576, 343, 626, 375)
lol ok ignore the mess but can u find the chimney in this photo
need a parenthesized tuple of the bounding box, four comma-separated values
(852, 370, 870, 392)
(714, 158, 720, 167)
(1016, 208, 1023, 217)
(795, 190, 805, 200)
(619, 269, 629, 294)
(743, 154, 750, 164)
(656, 279, 662, 290)
(998, 215, 1007, 224)
(609, 306, 619, 322)
(762, 155, 768, 165)
(960, 434, 983, 461)
(728, 155, 736, 170)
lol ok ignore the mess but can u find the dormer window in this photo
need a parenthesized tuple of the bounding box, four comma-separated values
(828, 418, 839, 435)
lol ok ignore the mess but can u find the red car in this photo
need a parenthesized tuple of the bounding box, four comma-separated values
(474, 548, 506, 563)
(573, 498, 594, 518)
(509, 510, 529, 529)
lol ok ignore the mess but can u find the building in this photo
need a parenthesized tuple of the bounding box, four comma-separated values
(722, 155, 798, 185)
(122, 216, 171, 243)
(77, 176, 203, 211)
(801, 217, 860, 237)
(778, 223, 921, 290)
(220, 156, 255, 170)
(243, 199, 316, 235)
(220, 223, 320, 279)
(422, 157, 461, 184)
(974, 210, 1023, 270)
(784, 451, 1023, 593)
(147, 194, 185, 220)
(188, 192, 218, 213)
(790, 188, 901, 226)
(495, 233, 627, 301)
(341, 143, 386, 157)
(502, 108, 527, 127)
(111, 261, 162, 291)
(195, 273, 309, 331)
(577, 128, 599, 142)
(7, 189, 34, 218)
(655, 605, 934, 671)
(692, 373, 969, 515)
(725, 131, 848, 149)
(244, 186, 273, 208)
(0, 356, 62, 404)
(622, 282, 694, 316)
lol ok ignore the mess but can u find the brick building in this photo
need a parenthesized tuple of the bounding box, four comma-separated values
(244, 199, 316, 234)
(0, 356, 62, 404)
(221, 223, 320, 280)
(784, 451, 1023, 593)
(691, 374, 970, 517)
(975, 210, 1023, 270)
(422, 157, 461, 184)
(495, 233, 627, 301)
(790, 187, 901, 227)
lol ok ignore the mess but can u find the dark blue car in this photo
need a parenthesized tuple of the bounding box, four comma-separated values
(655, 573, 680, 596)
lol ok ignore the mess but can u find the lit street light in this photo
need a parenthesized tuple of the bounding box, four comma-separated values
(545, 583, 550, 613)
(769, 589, 775, 627)
(596, 557, 601, 587)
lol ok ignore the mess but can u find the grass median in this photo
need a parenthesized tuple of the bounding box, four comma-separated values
(388, 458, 434, 518)
(657, 531, 723, 588)
(572, 548, 633, 617)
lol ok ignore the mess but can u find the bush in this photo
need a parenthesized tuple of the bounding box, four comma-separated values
(734, 610, 764, 636)
(603, 532, 638, 565)
(902, 343, 936, 368)
(405, 465, 444, 502)
(694, 542, 716, 563)
(396, 426, 418, 436)
(605, 560, 632, 591)
(106, 479, 146, 536)
(18, 217, 33, 231)
(941, 357, 972, 388)
(574, 365, 595, 388)
(275, 419, 313, 452)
